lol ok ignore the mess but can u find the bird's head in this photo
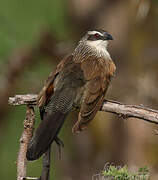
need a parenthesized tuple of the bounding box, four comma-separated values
(73, 29, 113, 60)
(80, 29, 113, 51)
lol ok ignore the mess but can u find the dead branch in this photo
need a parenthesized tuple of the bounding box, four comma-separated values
(9, 94, 158, 125)
(17, 106, 35, 180)
(9, 94, 158, 180)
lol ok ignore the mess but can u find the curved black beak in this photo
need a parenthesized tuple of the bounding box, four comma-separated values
(104, 32, 113, 40)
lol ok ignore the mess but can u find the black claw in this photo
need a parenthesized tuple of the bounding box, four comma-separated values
(55, 137, 64, 159)
(55, 137, 64, 147)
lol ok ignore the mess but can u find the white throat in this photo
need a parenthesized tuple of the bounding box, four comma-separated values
(86, 40, 111, 59)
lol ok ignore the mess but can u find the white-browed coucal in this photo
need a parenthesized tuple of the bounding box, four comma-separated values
(26, 29, 116, 161)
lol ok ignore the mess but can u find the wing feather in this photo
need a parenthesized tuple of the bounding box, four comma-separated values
(72, 57, 116, 133)
(37, 55, 73, 107)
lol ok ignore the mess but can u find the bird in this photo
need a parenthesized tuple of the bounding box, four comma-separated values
(26, 29, 116, 161)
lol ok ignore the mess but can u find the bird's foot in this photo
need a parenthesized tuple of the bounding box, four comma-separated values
(55, 137, 64, 159)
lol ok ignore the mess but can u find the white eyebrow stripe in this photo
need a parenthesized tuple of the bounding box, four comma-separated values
(88, 31, 103, 36)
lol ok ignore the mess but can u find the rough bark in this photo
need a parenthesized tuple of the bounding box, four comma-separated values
(17, 106, 35, 180)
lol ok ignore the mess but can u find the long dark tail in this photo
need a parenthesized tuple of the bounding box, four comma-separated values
(26, 111, 67, 161)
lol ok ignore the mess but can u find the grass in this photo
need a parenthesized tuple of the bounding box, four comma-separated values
(92, 164, 150, 180)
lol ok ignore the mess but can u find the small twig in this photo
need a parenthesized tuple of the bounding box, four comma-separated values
(39, 147, 51, 180)
(9, 94, 158, 125)
(17, 106, 35, 180)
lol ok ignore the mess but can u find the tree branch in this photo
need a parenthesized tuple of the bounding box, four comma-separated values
(101, 100, 158, 124)
(17, 106, 35, 180)
(9, 94, 158, 125)
(9, 94, 37, 106)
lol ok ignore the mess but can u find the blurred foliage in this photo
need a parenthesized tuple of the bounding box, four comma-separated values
(1, 0, 158, 180)
(0, 0, 68, 61)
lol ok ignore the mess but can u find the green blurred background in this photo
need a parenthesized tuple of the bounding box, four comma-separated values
(0, 0, 158, 179)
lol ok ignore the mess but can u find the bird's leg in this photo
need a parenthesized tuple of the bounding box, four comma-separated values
(55, 136, 64, 147)
(39, 146, 51, 180)
(55, 136, 64, 159)
(39, 137, 64, 180)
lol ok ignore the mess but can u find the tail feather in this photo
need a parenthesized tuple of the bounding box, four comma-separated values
(26, 111, 67, 161)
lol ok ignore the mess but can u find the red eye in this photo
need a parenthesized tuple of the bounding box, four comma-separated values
(94, 33, 100, 38)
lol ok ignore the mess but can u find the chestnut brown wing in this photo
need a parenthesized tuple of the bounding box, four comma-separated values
(37, 54, 73, 107)
(72, 57, 116, 133)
